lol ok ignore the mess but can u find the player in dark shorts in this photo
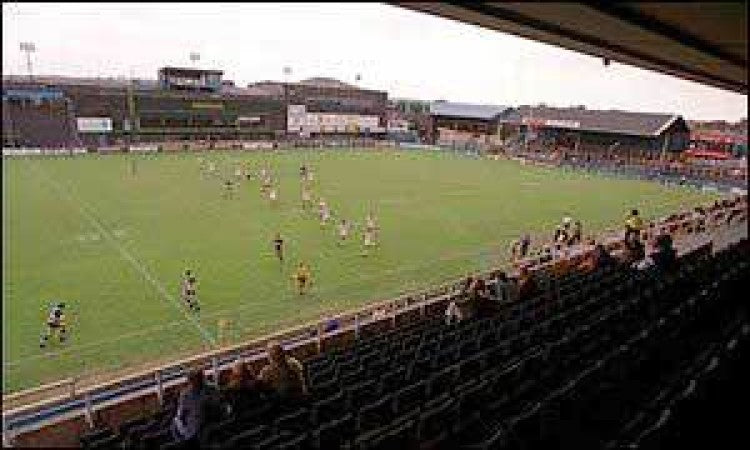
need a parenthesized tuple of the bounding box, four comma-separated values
(519, 234, 531, 258)
(182, 276, 200, 312)
(40, 302, 67, 348)
(223, 179, 235, 199)
(273, 233, 284, 262)
(300, 164, 308, 179)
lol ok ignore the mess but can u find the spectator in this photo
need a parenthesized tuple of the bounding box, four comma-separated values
(518, 266, 538, 301)
(223, 360, 262, 417)
(322, 316, 340, 333)
(651, 232, 677, 272)
(171, 367, 210, 448)
(258, 342, 308, 403)
(569, 221, 582, 246)
(472, 278, 494, 317)
(579, 244, 617, 273)
(445, 295, 475, 324)
(540, 246, 554, 263)
(458, 275, 475, 299)
(519, 234, 531, 258)
(372, 306, 388, 320)
(625, 209, 644, 244)
(624, 236, 646, 265)
(491, 270, 519, 303)
(445, 298, 462, 325)
(509, 239, 521, 263)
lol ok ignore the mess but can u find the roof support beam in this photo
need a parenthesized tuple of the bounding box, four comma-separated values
(397, 2, 747, 94)
(444, 2, 744, 93)
(586, 3, 745, 68)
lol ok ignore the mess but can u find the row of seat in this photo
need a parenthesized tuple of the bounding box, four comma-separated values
(79, 239, 747, 449)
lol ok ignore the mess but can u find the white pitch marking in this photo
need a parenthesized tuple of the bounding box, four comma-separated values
(30, 163, 217, 346)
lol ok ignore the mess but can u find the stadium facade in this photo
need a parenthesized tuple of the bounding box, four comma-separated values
(2, 68, 388, 149)
(428, 101, 513, 149)
(426, 102, 691, 156)
(4, 69, 693, 156)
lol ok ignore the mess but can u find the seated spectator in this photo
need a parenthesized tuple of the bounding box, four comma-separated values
(624, 235, 646, 265)
(517, 266, 538, 301)
(579, 244, 617, 273)
(171, 367, 210, 448)
(457, 275, 475, 300)
(445, 297, 473, 324)
(258, 342, 308, 403)
(372, 306, 388, 320)
(539, 246, 554, 263)
(569, 220, 582, 246)
(472, 278, 495, 317)
(519, 233, 531, 258)
(322, 316, 340, 333)
(222, 360, 262, 416)
(551, 251, 574, 277)
(509, 239, 520, 263)
(490, 270, 519, 303)
(625, 209, 644, 243)
(651, 232, 677, 272)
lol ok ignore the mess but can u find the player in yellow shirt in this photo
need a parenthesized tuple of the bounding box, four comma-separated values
(292, 262, 312, 295)
(625, 209, 644, 243)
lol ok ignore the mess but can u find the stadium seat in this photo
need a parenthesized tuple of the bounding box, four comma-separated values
(80, 427, 115, 449)
(313, 413, 354, 449)
(226, 425, 271, 449)
(417, 396, 459, 449)
(312, 391, 347, 425)
(357, 394, 395, 434)
(427, 364, 459, 398)
(272, 432, 311, 450)
(368, 418, 417, 450)
(139, 428, 172, 450)
(393, 380, 428, 417)
(274, 408, 312, 435)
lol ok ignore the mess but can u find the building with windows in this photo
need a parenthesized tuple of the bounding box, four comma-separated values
(428, 101, 513, 149)
(2, 71, 388, 148)
(513, 105, 691, 158)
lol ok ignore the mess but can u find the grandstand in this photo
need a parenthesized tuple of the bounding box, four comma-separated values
(1, 87, 77, 148)
(2, 69, 388, 149)
(3, 3, 748, 449)
(3, 195, 747, 448)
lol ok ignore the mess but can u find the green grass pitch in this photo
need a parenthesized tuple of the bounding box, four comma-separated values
(2, 149, 718, 393)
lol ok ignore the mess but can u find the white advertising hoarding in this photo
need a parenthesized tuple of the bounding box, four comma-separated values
(77, 117, 113, 133)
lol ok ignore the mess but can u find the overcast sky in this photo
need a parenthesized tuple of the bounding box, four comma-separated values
(3, 2, 747, 122)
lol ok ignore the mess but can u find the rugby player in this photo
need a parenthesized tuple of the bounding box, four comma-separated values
(39, 302, 67, 348)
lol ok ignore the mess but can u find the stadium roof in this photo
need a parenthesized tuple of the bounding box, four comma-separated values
(2, 75, 278, 98)
(517, 106, 685, 137)
(430, 101, 511, 120)
(158, 67, 224, 76)
(298, 77, 359, 90)
(2, 75, 159, 89)
(398, 3, 747, 95)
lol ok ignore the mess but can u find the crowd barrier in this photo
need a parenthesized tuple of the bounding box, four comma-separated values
(514, 153, 748, 194)
(2, 139, 401, 158)
(3, 191, 746, 447)
(2, 148, 88, 157)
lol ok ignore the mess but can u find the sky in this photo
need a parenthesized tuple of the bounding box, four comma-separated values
(2, 2, 747, 122)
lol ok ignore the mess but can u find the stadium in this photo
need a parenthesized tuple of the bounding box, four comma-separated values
(2, 3, 748, 450)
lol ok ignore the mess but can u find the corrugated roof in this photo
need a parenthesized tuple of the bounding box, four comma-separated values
(519, 106, 682, 137)
(219, 84, 279, 97)
(430, 102, 511, 120)
(2, 75, 280, 98)
(298, 77, 357, 90)
(2, 75, 159, 90)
